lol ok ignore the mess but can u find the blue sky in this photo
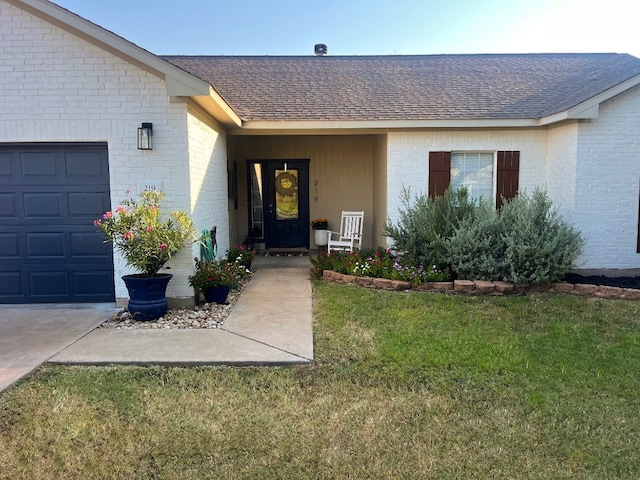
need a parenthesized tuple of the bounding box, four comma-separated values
(51, 0, 640, 57)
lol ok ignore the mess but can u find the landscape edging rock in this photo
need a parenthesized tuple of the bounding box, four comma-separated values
(321, 270, 640, 300)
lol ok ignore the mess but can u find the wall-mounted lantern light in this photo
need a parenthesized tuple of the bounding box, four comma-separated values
(137, 123, 153, 150)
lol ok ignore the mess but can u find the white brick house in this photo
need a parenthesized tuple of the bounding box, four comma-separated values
(3, 0, 640, 305)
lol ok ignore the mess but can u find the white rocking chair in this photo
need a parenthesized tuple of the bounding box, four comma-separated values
(327, 211, 364, 253)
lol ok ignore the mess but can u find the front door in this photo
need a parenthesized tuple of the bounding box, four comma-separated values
(264, 160, 309, 249)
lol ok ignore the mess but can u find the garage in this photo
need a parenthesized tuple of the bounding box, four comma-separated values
(0, 143, 115, 303)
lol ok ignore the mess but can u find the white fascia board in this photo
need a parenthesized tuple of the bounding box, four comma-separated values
(11, 0, 239, 125)
(234, 118, 540, 134)
(538, 74, 640, 126)
(190, 86, 242, 128)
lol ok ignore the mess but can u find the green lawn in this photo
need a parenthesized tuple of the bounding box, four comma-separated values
(1, 283, 639, 479)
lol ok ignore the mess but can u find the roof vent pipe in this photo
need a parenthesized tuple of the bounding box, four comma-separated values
(314, 44, 328, 56)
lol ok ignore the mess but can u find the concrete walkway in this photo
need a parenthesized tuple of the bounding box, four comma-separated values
(0, 255, 313, 393)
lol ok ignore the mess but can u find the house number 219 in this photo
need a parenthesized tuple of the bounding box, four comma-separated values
(314, 179, 319, 202)
(137, 180, 164, 194)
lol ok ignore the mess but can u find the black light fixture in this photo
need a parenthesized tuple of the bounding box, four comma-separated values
(137, 123, 153, 150)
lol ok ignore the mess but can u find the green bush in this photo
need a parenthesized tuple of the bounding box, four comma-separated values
(499, 188, 584, 283)
(384, 187, 476, 269)
(387, 186, 583, 284)
(445, 199, 507, 281)
(445, 187, 583, 283)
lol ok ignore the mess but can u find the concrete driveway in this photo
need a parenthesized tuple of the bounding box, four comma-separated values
(0, 303, 118, 392)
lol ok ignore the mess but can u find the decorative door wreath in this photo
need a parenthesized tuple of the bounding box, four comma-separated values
(275, 171, 298, 196)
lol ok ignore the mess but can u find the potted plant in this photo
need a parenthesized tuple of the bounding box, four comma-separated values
(226, 244, 257, 270)
(94, 190, 195, 320)
(188, 258, 248, 304)
(311, 218, 329, 247)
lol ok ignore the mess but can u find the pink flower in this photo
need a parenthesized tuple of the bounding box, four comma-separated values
(122, 231, 134, 241)
(146, 227, 154, 232)
(159, 243, 168, 250)
(116, 206, 125, 213)
(103, 211, 113, 219)
(93, 219, 102, 226)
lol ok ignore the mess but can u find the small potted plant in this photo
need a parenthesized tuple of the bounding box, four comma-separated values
(310, 218, 329, 247)
(94, 190, 195, 320)
(188, 258, 248, 304)
(226, 244, 257, 270)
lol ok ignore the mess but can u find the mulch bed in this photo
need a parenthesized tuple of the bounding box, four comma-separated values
(561, 274, 640, 290)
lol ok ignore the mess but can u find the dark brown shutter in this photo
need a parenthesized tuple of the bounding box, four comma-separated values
(496, 151, 519, 208)
(428, 151, 451, 198)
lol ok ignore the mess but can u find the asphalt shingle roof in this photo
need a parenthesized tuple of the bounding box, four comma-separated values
(161, 53, 640, 122)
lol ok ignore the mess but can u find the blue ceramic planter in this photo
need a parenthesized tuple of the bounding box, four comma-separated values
(122, 274, 173, 321)
(204, 285, 232, 304)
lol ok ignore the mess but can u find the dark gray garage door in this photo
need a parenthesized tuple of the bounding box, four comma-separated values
(0, 143, 115, 303)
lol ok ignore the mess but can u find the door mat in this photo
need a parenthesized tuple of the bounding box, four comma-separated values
(265, 248, 309, 257)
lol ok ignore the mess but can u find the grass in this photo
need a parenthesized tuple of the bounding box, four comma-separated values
(1, 283, 640, 479)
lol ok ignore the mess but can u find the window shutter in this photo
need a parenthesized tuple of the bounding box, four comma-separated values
(428, 151, 451, 197)
(496, 151, 519, 208)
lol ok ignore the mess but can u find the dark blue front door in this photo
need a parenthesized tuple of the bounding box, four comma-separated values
(264, 160, 310, 249)
(0, 143, 114, 303)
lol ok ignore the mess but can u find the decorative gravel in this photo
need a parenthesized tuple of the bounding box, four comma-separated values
(99, 276, 251, 330)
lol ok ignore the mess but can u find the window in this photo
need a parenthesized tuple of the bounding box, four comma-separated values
(429, 150, 519, 208)
(450, 152, 493, 203)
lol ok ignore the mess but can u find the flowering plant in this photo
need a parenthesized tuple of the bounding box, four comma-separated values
(188, 258, 248, 291)
(94, 190, 195, 277)
(310, 218, 328, 230)
(226, 244, 257, 265)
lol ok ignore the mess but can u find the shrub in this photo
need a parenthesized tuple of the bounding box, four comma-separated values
(499, 188, 584, 283)
(446, 187, 583, 283)
(387, 185, 583, 284)
(446, 199, 507, 281)
(384, 187, 476, 269)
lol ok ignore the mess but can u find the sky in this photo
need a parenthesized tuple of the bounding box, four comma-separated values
(50, 0, 640, 58)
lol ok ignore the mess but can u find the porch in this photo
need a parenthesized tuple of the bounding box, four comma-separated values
(227, 134, 388, 251)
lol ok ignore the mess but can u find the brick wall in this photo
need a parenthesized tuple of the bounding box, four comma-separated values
(187, 104, 230, 261)
(573, 85, 640, 268)
(546, 123, 578, 224)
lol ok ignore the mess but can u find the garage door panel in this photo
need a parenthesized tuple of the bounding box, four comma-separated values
(70, 231, 111, 257)
(30, 271, 68, 297)
(0, 194, 16, 216)
(0, 143, 114, 303)
(68, 192, 108, 217)
(24, 192, 63, 217)
(27, 233, 65, 258)
(0, 153, 13, 176)
(73, 270, 115, 298)
(0, 271, 22, 295)
(0, 233, 19, 257)
(65, 151, 106, 177)
(21, 152, 59, 177)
